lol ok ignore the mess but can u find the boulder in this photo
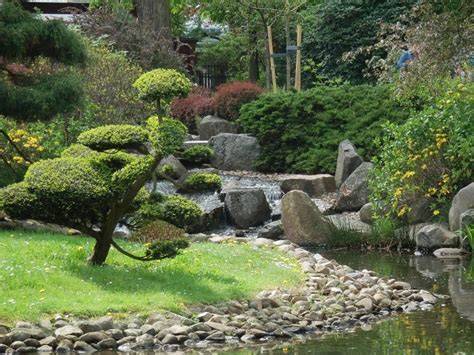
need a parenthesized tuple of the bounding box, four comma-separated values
(280, 174, 336, 197)
(449, 183, 474, 231)
(281, 190, 331, 245)
(198, 116, 238, 140)
(55, 325, 83, 337)
(157, 155, 187, 180)
(415, 224, 458, 249)
(224, 189, 270, 228)
(335, 140, 363, 188)
(359, 203, 374, 225)
(334, 162, 373, 212)
(257, 220, 284, 240)
(326, 214, 371, 234)
(209, 133, 260, 171)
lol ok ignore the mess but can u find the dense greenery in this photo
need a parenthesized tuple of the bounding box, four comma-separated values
(239, 84, 409, 173)
(0, 119, 189, 265)
(370, 82, 474, 224)
(0, 231, 304, 322)
(302, 0, 416, 84)
(181, 145, 214, 164)
(0, 1, 86, 120)
(183, 172, 223, 192)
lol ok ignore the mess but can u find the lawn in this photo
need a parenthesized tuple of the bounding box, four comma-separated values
(0, 231, 304, 323)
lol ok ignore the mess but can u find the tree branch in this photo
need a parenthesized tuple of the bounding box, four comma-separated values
(0, 129, 33, 164)
(111, 238, 156, 261)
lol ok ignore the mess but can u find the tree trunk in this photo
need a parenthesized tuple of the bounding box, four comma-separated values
(249, 30, 259, 82)
(136, 0, 171, 41)
(88, 238, 112, 266)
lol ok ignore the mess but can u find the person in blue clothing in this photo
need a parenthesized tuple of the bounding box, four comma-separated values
(396, 47, 417, 69)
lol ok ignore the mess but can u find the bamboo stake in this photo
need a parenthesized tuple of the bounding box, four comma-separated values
(295, 24, 302, 91)
(267, 25, 277, 93)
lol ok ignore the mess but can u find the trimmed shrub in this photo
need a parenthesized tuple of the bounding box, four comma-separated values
(214, 81, 264, 121)
(181, 146, 214, 164)
(77, 125, 149, 151)
(0, 182, 41, 220)
(61, 144, 95, 158)
(162, 195, 203, 228)
(370, 82, 474, 224)
(145, 238, 190, 260)
(147, 116, 188, 157)
(239, 84, 409, 174)
(183, 172, 222, 192)
(133, 69, 192, 106)
(170, 90, 214, 132)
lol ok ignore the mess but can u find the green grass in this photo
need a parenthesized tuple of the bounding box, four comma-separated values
(0, 231, 304, 323)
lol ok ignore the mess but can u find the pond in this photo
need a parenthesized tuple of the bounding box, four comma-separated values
(218, 251, 474, 354)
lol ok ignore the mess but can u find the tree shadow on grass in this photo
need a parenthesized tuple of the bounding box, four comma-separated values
(64, 259, 242, 304)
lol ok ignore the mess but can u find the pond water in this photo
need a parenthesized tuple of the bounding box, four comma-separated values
(220, 251, 474, 354)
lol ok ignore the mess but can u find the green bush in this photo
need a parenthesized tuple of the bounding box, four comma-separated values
(239, 84, 409, 174)
(61, 144, 95, 158)
(162, 195, 202, 228)
(182, 146, 214, 164)
(147, 116, 188, 157)
(183, 172, 222, 192)
(145, 238, 190, 260)
(0, 182, 41, 220)
(369, 81, 474, 223)
(77, 125, 149, 151)
(133, 69, 192, 106)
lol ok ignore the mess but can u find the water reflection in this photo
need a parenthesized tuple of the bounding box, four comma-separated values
(218, 251, 474, 354)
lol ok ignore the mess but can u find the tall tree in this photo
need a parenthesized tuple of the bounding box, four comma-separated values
(137, 0, 172, 41)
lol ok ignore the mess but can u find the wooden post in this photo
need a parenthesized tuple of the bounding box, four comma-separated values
(285, 0, 291, 90)
(267, 25, 277, 93)
(295, 24, 302, 91)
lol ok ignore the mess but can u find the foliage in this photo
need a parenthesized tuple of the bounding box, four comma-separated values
(183, 172, 222, 192)
(161, 195, 203, 228)
(358, 1, 474, 106)
(130, 194, 202, 230)
(301, 0, 416, 84)
(78, 40, 155, 125)
(197, 32, 250, 81)
(214, 81, 264, 121)
(147, 116, 188, 157)
(369, 82, 474, 224)
(76, 6, 186, 71)
(459, 224, 474, 251)
(145, 238, 190, 260)
(239, 84, 409, 173)
(133, 69, 192, 109)
(0, 120, 187, 265)
(0, 231, 304, 322)
(170, 88, 214, 132)
(77, 125, 149, 151)
(0, 1, 85, 121)
(181, 145, 214, 164)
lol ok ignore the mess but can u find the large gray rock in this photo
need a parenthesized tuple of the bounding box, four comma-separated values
(198, 116, 238, 140)
(209, 133, 260, 171)
(224, 189, 270, 228)
(326, 213, 371, 234)
(449, 183, 474, 231)
(359, 203, 374, 225)
(407, 197, 432, 224)
(280, 174, 336, 197)
(157, 155, 188, 180)
(415, 224, 458, 249)
(281, 190, 331, 245)
(257, 220, 284, 240)
(335, 140, 363, 188)
(334, 162, 373, 212)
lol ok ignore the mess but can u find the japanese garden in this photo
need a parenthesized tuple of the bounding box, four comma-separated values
(0, 0, 473, 353)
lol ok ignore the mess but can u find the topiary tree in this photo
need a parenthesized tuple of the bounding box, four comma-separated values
(0, 118, 200, 265)
(133, 69, 192, 115)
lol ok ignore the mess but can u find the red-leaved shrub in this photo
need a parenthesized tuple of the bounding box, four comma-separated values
(213, 81, 264, 121)
(170, 87, 214, 132)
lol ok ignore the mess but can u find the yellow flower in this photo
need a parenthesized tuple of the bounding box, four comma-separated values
(421, 164, 427, 170)
(394, 187, 403, 198)
(401, 171, 416, 180)
(433, 210, 440, 216)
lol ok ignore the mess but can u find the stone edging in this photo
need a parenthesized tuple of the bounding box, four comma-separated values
(0, 237, 441, 354)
